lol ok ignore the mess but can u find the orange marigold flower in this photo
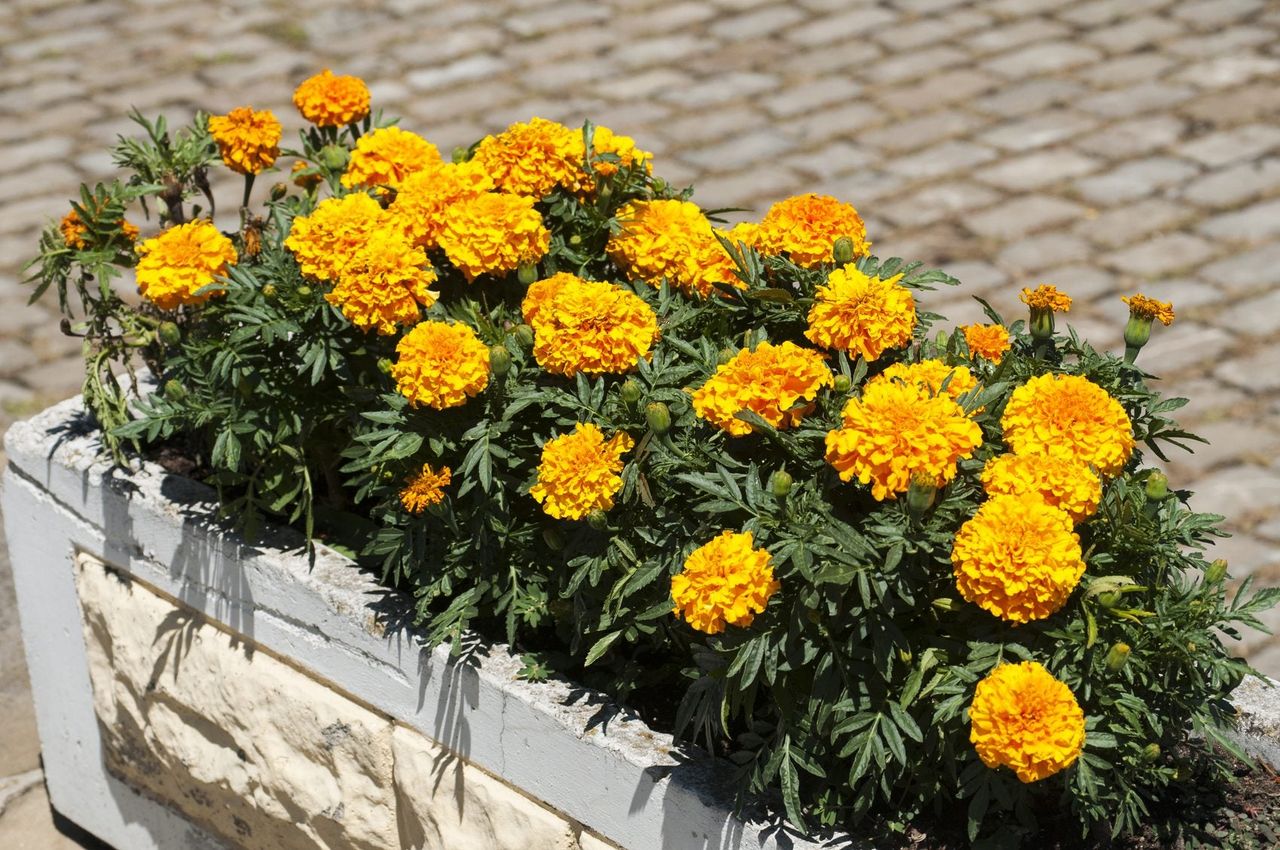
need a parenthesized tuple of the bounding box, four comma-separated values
(530, 422, 634, 520)
(1020, 284, 1072, 314)
(391, 320, 490, 410)
(970, 661, 1085, 783)
(805, 264, 916, 361)
(672, 530, 780, 635)
(756, 193, 870, 269)
(285, 192, 388, 282)
(980, 453, 1102, 524)
(327, 228, 438, 334)
(473, 117, 583, 198)
(291, 160, 323, 190)
(717, 220, 762, 250)
(521, 273, 659, 377)
(608, 199, 744, 298)
(962, 323, 1012, 363)
(388, 160, 494, 250)
(952, 494, 1085, 623)
(588, 125, 652, 178)
(825, 378, 982, 500)
(400, 464, 452, 514)
(690, 341, 833, 436)
(207, 107, 282, 175)
(341, 126, 442, 191)
(135, 221, 237, 310)
(1122, 293, 1175, 326)
(1002, 373, 1134, 477)
(59, 207, 139, 250)
(437, 192, 550, 282)
(874, 359, 977, 403)
(293, 69, 370, 127)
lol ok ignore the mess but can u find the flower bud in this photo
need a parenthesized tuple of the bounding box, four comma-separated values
(512, 323, 535, 348)
(833, 374, 852, 393)
(769, 470, 793, 498)
(717, 347, 736, 366)
(1142, 743, 1161, 763)
(517, 262, 538, 286)
(1097, 591, 1122, 608)
(163, 379, 187, 401)
(1105, 642, 1131, 673)
(269, 182, 288, 201)
(569, 234, 583, 246)
(651, 177, 667, 194)
(542, 526, 565, 551)
(1145, 471, 1170, 502)
(261, 283, 277, 299)
(317, 143, 349, 172)
(586, 509, 609, 531)
(645, 402, 671, 435)
(619, 379, 642, 406)
(832, 236, 855, 265)
(906, 473, 937, 517)
(452, 146, 469, 164)
(1029, 308, 1055, 341)
(1124, 315, 1152, 351)
(489, 344, 512, 376)
(376, 357, 393, 375)
(296, 285, 313, 298)
(157, 321, 181, 346)
(1204, 559, 1228, 585)
(931, 598, 957, 613)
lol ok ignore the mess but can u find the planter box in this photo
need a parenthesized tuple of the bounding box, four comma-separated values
(5, 393, 1280, 850)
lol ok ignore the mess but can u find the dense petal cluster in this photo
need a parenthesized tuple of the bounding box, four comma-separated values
(874, 359, 977, 403)
(825, 379, 982, 500)
(436, 192, 550, 281)
(962, 323, 1012, 363)
(285, 192, 388, 282)
(952, 494, 1085, 623)
(607, 199, 743, 298)
(806, 264, 917, 361)
(690, 342, 833, 436)
(521, 273, 659, 377)
(1002, 374, 1134, 477)
(399, 464, 452, 514)
(389, 161, 494, 249)
(1122, 293, 1175, 326)
(60, 207, 139, 249)
(530, 423, 634, 520)
(391, 321, 490, 409)
(207, 107, 282, 175)
(588, 125, 652, 178)
(970, 661, 1085, 783)
(981, 453, 1102, 524)
(341, 126, 442, 191)
(135, 221, 237, 310)
(327, 229, 438, 334)
(1020, 284, 1072, 314)
(473, 117, 583, 197)
(756, 193, 870, 268)
(292, 69, 370, 127)
(671, 530, 780, 635)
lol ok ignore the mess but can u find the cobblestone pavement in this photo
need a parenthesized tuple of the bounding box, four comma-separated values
(2, 0, 1280, 837)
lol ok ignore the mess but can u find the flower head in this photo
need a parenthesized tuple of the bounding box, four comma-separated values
(388, 161, 494, 249)
(672, 530, 780, 635)
(962, 323, 1012, 364)
(292, 160, 323, 190)
(473, 117, 583, 198)
(327, 229, 438, 334)
(60, 206, 139, 250)
(521, 273, 659, 377)
(608, 199, 743, 298)
(437, 192, 550, 281)
(1122, 293, 1174, 326)
(690, 342, 833, 436)
(341, 126, 442, 191)
(530, 423, 634, 520)
(400, 464, 452, 514)
(980, 453, 1102, 524)
(588, 125, 652, 179)
(293, 69, 371, 127)
(874, 359, 977, 403)
(969, 661, 1085, 783)
(1002, 373, 1134, 477)
(391, 321, 491, 409)
(952, 494, 1085, 623)
(207, 107, 282, 175)
(285, 192, 388, 282)
(757, 193, 870, 269)
(135, 221, 237, 310)
(825, 379, 982, 500)
(806, 264, 916, 361)
(1020, 284, 1072, 313)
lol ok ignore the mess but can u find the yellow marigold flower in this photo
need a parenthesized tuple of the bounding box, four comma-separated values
(473, 117, 583, 198)
(391, 320, 490, 409)
(672, 530, 780, 635)
(388, 160, 495, 250)
(588, 125, 652, 178)
(874, 359, 977, 403)
(825, 379, 982, 500)
(437, 192, 550, 282)
(59, 207, 139, 250)
(341, 126, 442, 191)
(1122, 293, 1175, 326)
(608, 199, 744, 298)
(980, 453, 1102, 524)
(1020, 284, 1072, 313)
(400, 464, 452, 514)
(207, 107, 282, 175)
(521, 273, 659, 377)
(285, 193, 388, 282)
(952, 494, 1085, 623)
(293, 69, 371, 127)
(962, 323, 1012, 364)
(1002, 373, 1134, 477)
(134, 221, 236, 311)
(757, 193, 870, 269)
(969, 661, 1085, 783)
(530, 423, 634, 520)
(717, 221, 762, 249)
(327, 228, 438, 335)
(805, 264, 916, 361)
(690, 342, 833, 436)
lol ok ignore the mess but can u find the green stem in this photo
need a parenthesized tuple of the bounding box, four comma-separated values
(241, 174, 255, 210)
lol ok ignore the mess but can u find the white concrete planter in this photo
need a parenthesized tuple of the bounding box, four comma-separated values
(5, 393, 1280, 850)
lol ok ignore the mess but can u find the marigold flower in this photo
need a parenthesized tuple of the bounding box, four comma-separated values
(672, 530, 780, 635)
(389, 160, 495, 250)
(293, 69, 371, 127)
(285, 192, 388, 282)
(969, 661, 1085, 783)
(717, 221, 762, 250)
(825, 379, 982, 500)
(473, 117, 583, 198)
(1020, 284, 1072, 313)
(952, 494, 1085, 623)
(1121, 293, 1174, 326)
(1002, 373, 1134, 477)
(400, 464, 452, 514)
(690, 342, 833, 436)
(962, 323, 1012, 364)
(608, 199, 743, 298)
(980, 453, 1102, 524)
(135, 221, 237, 310)
(437, 192, 550, 282)
(805, 264, 916, 361)
(327, 229, 438, 334)
(756, 193, 870, 269)
(874, 359, 977, 403)
(521, 273, 659, 377)
(391, 320, 490, 409)
(341, 126, 442, 191)
(530, 422, 634, 520)
(291, 160, 323, 190)
(588, 125, 652, 178)
(60, 207, 139, 250)
(207, 107, 282, 175)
